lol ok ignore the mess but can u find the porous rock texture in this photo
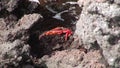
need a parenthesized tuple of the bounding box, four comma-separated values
(0, 0, 43, 66)
(43, 49, 106, 68)
(0, 0, 119, 68)
(0, 13, 42, 67)
(75, 0, 120, 67)
(0, 0, 19, 12)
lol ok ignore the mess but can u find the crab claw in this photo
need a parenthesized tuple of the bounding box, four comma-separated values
(62, 28, 72, 41)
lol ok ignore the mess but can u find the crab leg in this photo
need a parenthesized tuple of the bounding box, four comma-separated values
(39, 27, 72, 41)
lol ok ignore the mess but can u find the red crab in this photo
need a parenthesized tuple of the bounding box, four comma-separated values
(39, 27, 72, 41)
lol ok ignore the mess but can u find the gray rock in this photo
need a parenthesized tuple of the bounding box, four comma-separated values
(114, 0, 120, 5)
(43, 49, 105, 68)
(7, 13, 43, 41)
(0, 0, 19, 12)
(75, 0, 120, 67)
(0, 18, 8, 44)
(0, 40, 30, 67)
(87, 3, 120, 18)
(0, 13, 42, 67)
(16, 13, 43, 30)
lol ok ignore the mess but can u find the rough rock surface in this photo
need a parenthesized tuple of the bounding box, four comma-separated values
(16, 13, 43, 29)
(0, 0, 82, 67)
(0, 40, 30, 67)
(0, 13, 43, 67)
(0, 0, 19, 12)
(114, 0, 120, 4)
(75, 0, 120, 67)
(0, 0, 120, 68)
(42, 49, 106, 68)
